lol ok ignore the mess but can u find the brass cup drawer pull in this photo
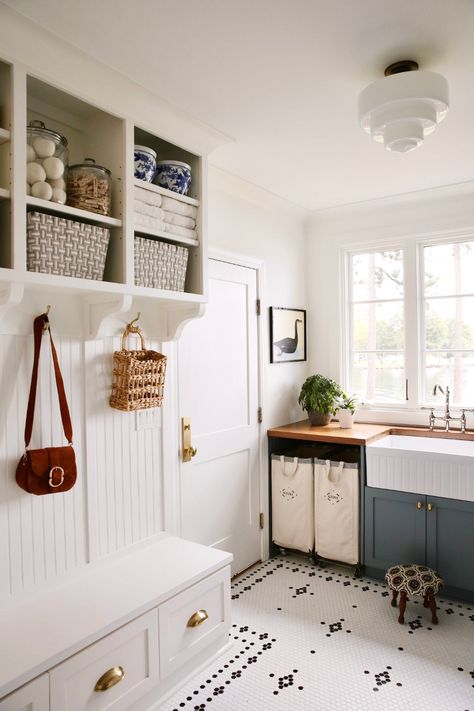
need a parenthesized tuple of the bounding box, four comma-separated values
(187, 609, 209, 628)
(94, 665, 125, 692)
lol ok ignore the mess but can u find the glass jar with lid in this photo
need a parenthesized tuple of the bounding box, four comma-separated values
(26, 120, 69, 203)
(67, 158, 112, 216)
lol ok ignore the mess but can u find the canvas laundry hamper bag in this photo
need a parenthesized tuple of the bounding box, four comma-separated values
(314, 459, 359, 565)
(271, 455, 314, 553)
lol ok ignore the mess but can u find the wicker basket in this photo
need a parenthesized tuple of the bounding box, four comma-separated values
(134, 235, 188, 291)
(27, 211, 110, 280)
(110, 322, 167, 412)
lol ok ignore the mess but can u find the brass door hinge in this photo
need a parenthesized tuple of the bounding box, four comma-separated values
(259, 512, 264, 529)
(256, 299, 261, 316)
(257, 406, 263, 423)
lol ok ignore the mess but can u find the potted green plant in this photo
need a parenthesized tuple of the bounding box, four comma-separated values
(334, 393, 358, 429)
(298, 374, 343, 426)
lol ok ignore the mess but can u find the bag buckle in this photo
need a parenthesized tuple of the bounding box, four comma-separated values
(49, 466, 65, 488)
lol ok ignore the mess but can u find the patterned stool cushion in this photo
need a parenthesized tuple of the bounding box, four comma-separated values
(385, 564, 444, 596)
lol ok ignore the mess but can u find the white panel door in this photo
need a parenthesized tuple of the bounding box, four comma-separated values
(178, 259, 261, 575)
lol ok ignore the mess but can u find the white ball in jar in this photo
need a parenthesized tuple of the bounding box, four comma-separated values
(26, 144, 36, 162)
(26, 161, 46, 185)
(43, 156, 65, 180)
(51, 187, 67, 204)
(49, 177, 66, 190)
(31, 181, 53, 201)
(32, 137, 56, 158)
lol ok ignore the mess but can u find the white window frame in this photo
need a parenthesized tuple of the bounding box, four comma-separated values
(341, 228, 474, 423)
(418, 231, 474, 409)
(342, 242, 408, 409)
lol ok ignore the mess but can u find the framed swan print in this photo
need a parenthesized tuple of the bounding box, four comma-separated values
(270, 307, 307, 363)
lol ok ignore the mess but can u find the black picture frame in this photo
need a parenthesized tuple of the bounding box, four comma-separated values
(269, 307, 307, 363)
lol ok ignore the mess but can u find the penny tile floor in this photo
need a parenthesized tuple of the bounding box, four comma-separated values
(158, 556, 474, 711)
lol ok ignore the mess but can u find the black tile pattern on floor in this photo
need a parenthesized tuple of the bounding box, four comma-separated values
(162, 555, 474, 711)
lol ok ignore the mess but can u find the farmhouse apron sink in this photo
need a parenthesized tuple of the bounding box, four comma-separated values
(366, 435, 474, 502)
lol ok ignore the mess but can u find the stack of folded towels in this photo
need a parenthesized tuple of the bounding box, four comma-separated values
(134, 186, 198, 242)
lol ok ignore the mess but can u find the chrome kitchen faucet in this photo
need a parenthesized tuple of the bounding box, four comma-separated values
(429, 385, 472, 432)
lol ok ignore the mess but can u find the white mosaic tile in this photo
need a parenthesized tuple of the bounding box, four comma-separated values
(158, 556, 474, 711)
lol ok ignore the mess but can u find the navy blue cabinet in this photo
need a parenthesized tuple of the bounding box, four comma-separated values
(364, 487, 474, 603)
(364, 488, 425, 574)
(426, 496, 474, 601)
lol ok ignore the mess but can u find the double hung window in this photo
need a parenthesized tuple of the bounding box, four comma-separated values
(345, 237, 474, 408)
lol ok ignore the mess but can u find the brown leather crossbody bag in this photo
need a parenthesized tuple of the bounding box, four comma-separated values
(16, 313, 77, 495)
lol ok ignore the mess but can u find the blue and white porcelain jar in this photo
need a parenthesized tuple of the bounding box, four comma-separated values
(134, 145, 157, 182)
(154, 160, 192, 195)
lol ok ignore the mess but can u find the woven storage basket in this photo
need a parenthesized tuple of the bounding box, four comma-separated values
(110, 323, 167, 412)
(134, 235, 188, 291)
(27, 211, 110, 280)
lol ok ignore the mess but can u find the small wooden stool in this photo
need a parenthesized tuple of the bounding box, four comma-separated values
(385, 564, 444, 625)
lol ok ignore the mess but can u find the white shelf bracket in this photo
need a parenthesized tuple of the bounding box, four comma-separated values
(165, 303, 206, 341)
(0, 281, 24, 320)
(83, 293, 133, 340)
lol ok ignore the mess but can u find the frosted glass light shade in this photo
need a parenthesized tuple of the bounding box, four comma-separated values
(359, 70, 449, 152)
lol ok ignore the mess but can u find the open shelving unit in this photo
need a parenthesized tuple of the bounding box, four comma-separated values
(0, 59, 208, 339)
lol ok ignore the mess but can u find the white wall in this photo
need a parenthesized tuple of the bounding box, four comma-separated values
(306, 181, 474, 424)
(208, 167, 309, 427)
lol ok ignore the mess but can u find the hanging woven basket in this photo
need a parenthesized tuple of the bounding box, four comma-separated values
(110, 321, 167, 412)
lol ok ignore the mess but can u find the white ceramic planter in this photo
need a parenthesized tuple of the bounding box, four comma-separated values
(338, 409, 354, 429)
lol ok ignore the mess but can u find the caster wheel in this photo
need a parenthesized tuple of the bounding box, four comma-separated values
(354, 566, 362, 578)
(308, 555, 316, 565)
(279, 547, 287, 556)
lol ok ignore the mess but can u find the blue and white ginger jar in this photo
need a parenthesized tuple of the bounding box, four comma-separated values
(134, 145, 157, 182)
(154, 160, 192, 195)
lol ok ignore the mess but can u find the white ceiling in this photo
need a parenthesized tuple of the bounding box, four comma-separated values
(4, 0, 474, 211)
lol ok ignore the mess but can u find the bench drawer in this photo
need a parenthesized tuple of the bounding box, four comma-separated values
(50, 609, 159, 711)
(159, 567, 230, 678)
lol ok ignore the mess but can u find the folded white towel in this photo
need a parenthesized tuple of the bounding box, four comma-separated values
(135, 213, 165, 232)
(163, 210, 196, 230)
(134, 186, 162, 207)
(134, 199, 165, 220)
(163, 222, 198, 241)
(161, 195, 198, 220)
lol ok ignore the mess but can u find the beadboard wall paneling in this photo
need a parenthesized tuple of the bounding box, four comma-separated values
(0, 334, 87, 603)
(85, 337, 164, 562)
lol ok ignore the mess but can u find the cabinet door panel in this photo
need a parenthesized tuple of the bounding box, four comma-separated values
(0, 674, 49, 711)
(426, 496, 474, 602)
(365, 488, 425, 572)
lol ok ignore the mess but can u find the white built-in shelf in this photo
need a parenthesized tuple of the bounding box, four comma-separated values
(135, 225, 199, 248)
(26, 196, 123, 228)
(0, 187, 10, 200)
(134, 178, 200, 207)
(0, 127, 10, 144)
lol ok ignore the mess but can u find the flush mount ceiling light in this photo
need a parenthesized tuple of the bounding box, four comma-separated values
(359, 60, 449, 153)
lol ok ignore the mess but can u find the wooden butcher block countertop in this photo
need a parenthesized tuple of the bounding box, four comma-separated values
(267, 420, 474, 445)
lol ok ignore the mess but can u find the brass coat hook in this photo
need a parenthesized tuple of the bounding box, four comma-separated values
(43, 304, 52, 331)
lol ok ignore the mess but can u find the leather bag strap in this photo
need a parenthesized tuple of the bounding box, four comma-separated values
(24, 313, 73, 448)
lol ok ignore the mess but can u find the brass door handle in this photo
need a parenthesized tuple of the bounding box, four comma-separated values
(187, 609, 208, 628)
(428, 502, 434, 512)
(182, 417, 197, 462)
(416, 501, 424, 510)
(94, 666, 125, 692)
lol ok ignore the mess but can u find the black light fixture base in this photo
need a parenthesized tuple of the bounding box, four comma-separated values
(384, 60, 419, 77)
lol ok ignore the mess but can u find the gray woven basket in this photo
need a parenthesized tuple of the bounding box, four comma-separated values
(134, 235, 188, 291)
(27, 211, 110, 280)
